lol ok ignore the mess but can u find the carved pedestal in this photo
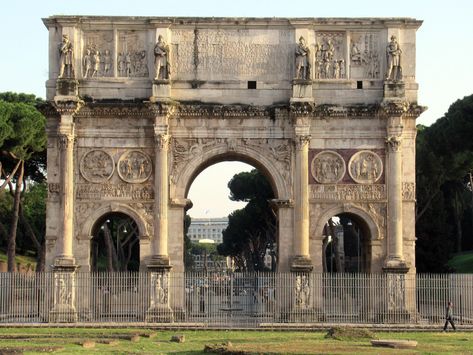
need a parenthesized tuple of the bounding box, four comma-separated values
(383, 81, 405, 102)
(56, 78, 79, 97)
(145, 269, 174, 323)
(290, 79, 314, 102)
(49, 267, 78, 323)
(151, 80, 171, 102)
(379, 272, 413, 323)
(286, 273, 324, 322)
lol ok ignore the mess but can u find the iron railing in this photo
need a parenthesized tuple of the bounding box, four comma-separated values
(0, 272, 472, 327)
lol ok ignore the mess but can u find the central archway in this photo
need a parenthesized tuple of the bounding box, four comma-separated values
(168, 142, 294, 272)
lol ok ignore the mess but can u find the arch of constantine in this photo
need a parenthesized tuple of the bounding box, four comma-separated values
(38, 16, 425, 323)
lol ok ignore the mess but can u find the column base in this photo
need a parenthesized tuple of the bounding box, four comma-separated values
(147, 255, 172, 272)
(145, 305, 174, 323)
(290, 255, 313, 272)
(383, 258, 409, 273)
(53, 257, 77, 272)
(49, 304, 78, 323)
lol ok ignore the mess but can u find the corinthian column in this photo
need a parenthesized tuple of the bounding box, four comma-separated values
(291, 133, 313, 272)
(53, 101, 82, 269)
(384, 114, 408, 272)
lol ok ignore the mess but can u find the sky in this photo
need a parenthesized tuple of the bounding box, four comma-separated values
(1, 0, 472, 217)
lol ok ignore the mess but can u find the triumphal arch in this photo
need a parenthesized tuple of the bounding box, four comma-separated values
(41, 16, 424, 321)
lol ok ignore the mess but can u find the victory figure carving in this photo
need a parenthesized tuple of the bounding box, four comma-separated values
(154, 35, 170, 80)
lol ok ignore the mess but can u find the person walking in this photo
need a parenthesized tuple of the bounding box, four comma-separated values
(443, 301, 456, 331)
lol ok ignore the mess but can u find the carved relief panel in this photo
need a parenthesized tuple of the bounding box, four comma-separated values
(314, 32, 346, 79)
(117, 150, 152, 183)
(117, 31, 149, 77)
(348, 150, 383, 184)
(82, 31, 114, 78)
(79, 149, 115, 183)
(310, 151, 346, 183)
(349, 32, 380, 79)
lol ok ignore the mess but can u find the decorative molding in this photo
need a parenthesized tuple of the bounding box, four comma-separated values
(76, 104, 156, 119)
(57, 134, 74, 151)
(310, 184, 386, 201)
(270, 198, 294, 209)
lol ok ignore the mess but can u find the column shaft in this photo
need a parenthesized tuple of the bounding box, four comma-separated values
(295, 136, 310, 257)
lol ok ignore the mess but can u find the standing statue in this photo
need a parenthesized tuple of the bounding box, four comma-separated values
(83, 49, 93, 78)
(385, 35, 402, 81)
(295, 36, 310, 80)
(58, 34, 74, 78)
(154, 35, 170, 80)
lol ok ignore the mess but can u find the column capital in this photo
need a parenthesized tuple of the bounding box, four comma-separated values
(385, 134, 402, 153)
(57, 133, 75, 151)
(154, 132, 171, 150)
(294, 134, 311, 150)
(52, 98, 83, 117)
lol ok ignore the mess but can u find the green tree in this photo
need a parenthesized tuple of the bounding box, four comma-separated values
(217, 169, 276, 271)
(415, 94, 473, 271)
(0, 92, 46, 271)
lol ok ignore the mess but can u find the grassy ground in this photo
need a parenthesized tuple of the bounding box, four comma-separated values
(0, 328, 471, 354)
(448, 251, 473, 273)
(0, 250, 37, 271)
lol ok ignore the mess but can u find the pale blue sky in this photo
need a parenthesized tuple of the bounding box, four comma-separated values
(1, 0, 472, 217)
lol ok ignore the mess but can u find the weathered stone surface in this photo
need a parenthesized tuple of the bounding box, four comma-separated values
(171, 334, 185, 343)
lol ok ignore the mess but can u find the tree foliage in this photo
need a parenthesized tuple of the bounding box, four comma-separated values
(0, 92, 46, 271)
(416, 94, 473, 272)
(217, 169, 276, 271)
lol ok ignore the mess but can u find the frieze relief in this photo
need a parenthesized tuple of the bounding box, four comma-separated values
(310, 184, 386, 201)
(348, 150, 383, 184)
(310, 151, 345, 184)
(117, 150, 152, 183)
(314, 32, 346, 80)
(402, 182, 416, 201)
(79, 149, 115, 183)
(349, 32, 380, 79)
(76, 183, 154, 200)
(82, 31, 114, 78)
(48, 183, 60, 201)
(117, 31, 149, 77)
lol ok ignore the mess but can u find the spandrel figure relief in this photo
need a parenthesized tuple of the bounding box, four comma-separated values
(311, 151, 346, 184)
(79, 150, 115, 183)
(348, 150, 383, 184)
(117, 150, 152, 183)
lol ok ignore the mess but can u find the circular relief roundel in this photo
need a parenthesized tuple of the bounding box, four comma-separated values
(117, 150, 152, 183)
(348, 150, 383, 184)
(310, 151, 346, 184)
(79, 150, 115, 183)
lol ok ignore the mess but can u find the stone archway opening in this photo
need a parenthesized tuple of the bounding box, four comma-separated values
(323, 213, 371, 273)
(185, 159, 278, 272)
(90, 212, 140, 272)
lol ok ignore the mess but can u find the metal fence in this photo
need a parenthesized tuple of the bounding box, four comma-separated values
(0, 272, 472, 327)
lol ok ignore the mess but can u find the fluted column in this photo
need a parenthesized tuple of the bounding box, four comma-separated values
(52, 101, 82, 268)
(291, 133, 313, 272)
(384, 114, 408, 272)
(150, 130, 171, 269)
